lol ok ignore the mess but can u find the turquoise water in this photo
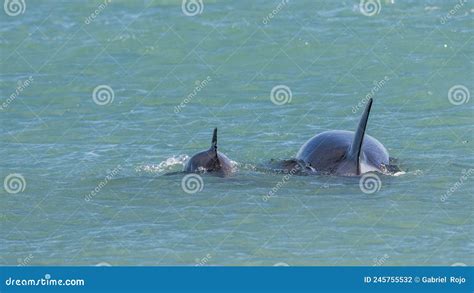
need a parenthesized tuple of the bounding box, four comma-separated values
(1, 0, 473, 266)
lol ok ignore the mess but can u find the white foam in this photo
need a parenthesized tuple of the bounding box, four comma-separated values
(392, 171, 407, 177)
(136, 155, 189, 174)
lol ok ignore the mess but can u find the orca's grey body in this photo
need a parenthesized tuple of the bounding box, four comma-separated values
(184, 128, 233, 176)
(294, 98, 390, 176)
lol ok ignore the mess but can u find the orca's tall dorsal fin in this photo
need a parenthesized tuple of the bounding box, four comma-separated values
(211, 128, 218, 152)
(347, 98, 373, 175)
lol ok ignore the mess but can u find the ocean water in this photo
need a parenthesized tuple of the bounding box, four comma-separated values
(0, 0, 473, 266)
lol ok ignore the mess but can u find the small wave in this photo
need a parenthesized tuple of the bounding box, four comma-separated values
(84, 151, 101, 158)
(400, 169, 423, 176)
(392, 171, 407, 177)
(424, 6, 440, 12)
(136, 155, 189, 175)
(230, 160, 240, 172)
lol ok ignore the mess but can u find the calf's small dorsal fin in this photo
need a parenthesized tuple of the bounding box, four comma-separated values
(348, 98, 373, 174)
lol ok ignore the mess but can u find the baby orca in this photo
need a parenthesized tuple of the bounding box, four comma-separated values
(184, 128, 233, 176)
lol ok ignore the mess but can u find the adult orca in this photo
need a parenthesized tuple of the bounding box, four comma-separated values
(184, 128, 233, 176)
(292, 98, 391, 176)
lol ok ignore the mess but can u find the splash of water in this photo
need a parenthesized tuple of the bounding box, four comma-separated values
(136, 155, 189, 175)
